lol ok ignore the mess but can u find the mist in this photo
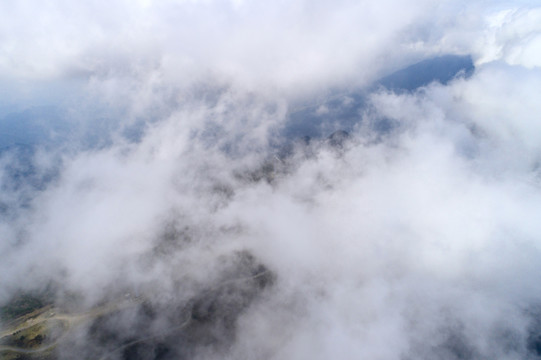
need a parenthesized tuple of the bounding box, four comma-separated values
(1, 1, 541, 359)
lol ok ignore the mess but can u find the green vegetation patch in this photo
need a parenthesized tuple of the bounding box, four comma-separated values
(0, 290, 55, 323)
(2, 322, 48, 348)
(0, 348, 56, 360)
(0, 295, 47, 322)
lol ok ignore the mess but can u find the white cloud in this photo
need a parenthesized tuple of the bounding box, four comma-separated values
(1, 0, 541, 358)
(478, 7, 541, 67)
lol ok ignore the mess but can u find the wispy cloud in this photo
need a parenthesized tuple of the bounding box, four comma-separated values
(1, 0, 541, 359)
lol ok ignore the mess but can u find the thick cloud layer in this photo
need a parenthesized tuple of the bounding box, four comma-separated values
(1, 0, 541, 359)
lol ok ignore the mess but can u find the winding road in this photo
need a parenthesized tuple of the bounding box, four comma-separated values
(0, 298, 142, 356)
